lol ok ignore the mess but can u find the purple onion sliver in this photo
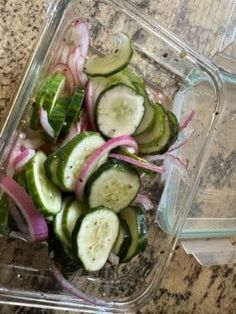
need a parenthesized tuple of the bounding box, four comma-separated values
(135, 194, 154, 211)
(13, 148, 35, 171)
(0, 175, 48, 242)
(51, 262, 98, 305)
(39, 107, 54, 138)
(179, 109, 195, 131)
(109, 153, 165, 174)
(168, 129, 195, 153)
(72, 19, 90, 58)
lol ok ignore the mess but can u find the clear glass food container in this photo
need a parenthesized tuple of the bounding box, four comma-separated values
(0, 0, 231, 311)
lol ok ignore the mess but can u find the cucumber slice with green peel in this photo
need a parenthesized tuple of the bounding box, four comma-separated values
(44, 153, 60, 187)
(43, 96, 70, 143)
(135, 103, 165, 145)
(139, 111, 172, 155)
(62, 199, 84, 242)
(112, 217, 132, 259)
(0, 194, 9, 235)
(26, 151, 62, 216)
(84, 32, 133, 77)
(30, 74, 65, 130)
(57, 132, 105, 191)
(96, 84, 145, 138)
(90, 70, 135, 109)
(54, 197, 72, 252)
(133, 83, 155, 135)
(61, 88, 85, 136)
(123, 68, 144, 87)
(120, 205, 148, 262)
(86, 160, 141, 213)
(72, 207, 119, 271)
(166, 110, 179, 145)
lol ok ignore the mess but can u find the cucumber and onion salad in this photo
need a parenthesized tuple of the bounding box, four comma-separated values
(1, 20, 184, 273)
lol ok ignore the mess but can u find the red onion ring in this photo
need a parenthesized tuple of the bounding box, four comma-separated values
(85, 80, 96, 129)
(60, 121, 82, 147)
(109, 153, 165, 174)
(0, 176, 48, 242)
(76, 53, 87, 87)
(134, 194, 154, 211)
(168, 129, 195, 153)
(180, 109, 195, 130)
(13, 148, 35, 171)
(39, 107, 54, 138)
(68, 47, 82, 85)
(76, 135, 138, 200)
(72, 19, 90, 58)
(51, 262, 98, 305)
(59, 44, 70, 64)
(52, 63, 75, 94)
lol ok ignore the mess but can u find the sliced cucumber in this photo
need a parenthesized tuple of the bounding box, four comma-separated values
(57, 132, 105, 191)
(44, 153, 60, 187)
(85, 32, 133, 77)
(86, 160, 140, 213)
(96, 84, 144, 138)
(133, 83, 155, 135)
(61, 88, 85, 136)
(0, 194, 9, 235)
(166, 110, 179, 145)
(135, 103, 165, 145)
(120, 206, 148, 262)
(26, 151, 62, 216)
(54, 197, 72, 251)
(139, 110, 172, 155)
(72, 207, 119, 271)
(30, 74, 65, 130)
(62, 199, 84, 242)
(112, 217, 131, 259)
(44, 96, 70, 143)
(123, 68, 145, 88)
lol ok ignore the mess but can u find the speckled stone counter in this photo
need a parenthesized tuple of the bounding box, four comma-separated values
(0, 0, 235, 313)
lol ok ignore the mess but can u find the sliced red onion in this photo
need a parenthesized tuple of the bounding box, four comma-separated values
(165, 153, 189, 182)
(168, 129, 195, 153)
(68, 47, 82, 85)
(60, 121, 82, 147)
(52, 63, 75, 93)
(180, 109, 195, 130)
(51, 262, 98, 305)
(39, 107, 54, 138)
(72, 19, 90, 58)
(8, 199, 28, 234)
(134, 194, 154, 211)
(8, 133, 26, 168)
(108, 252, 120, 265)
(76, 135, 138, 200)
(80, 111, 92, 132)
(145, 154, 164, 162)
(0, 176, 48, 242)
(109, 153, 165, 174)
(59, 44, 70, 64)
(13, 148, 35, 171)
(7, 133, 26, 176)
(85, 80, 96, 129)
(76, 53, 87, 87)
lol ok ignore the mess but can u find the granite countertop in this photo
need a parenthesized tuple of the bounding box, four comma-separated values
(0, 0, 235, 313)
